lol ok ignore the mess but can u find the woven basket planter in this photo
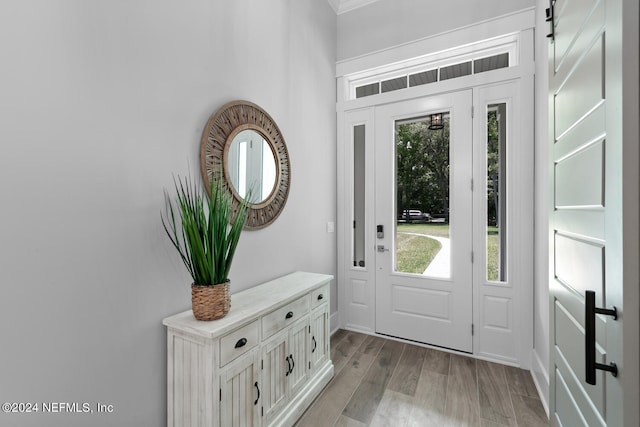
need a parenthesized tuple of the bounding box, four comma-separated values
(191, 282, 231, 321)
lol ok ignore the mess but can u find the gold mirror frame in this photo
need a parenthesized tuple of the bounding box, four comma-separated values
(200, 100, 291, 229)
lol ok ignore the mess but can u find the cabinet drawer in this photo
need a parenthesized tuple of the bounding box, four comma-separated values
(262, 295, 310, 339)
(219, 320, 259, 367)
(311, 284, 329, 310)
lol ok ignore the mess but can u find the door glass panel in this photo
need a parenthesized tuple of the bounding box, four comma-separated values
(487, 103, 507, 282)
(353, 124, 366, 268)
(395, 113, 450, 278)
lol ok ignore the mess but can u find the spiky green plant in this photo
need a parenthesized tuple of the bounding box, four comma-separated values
(162, 172, 251, 286)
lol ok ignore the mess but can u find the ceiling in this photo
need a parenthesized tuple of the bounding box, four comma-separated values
(326, 0, 381, 14)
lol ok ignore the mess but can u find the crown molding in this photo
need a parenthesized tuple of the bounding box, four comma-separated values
(327, 0, 381, 15)
(326, 0, 340, 13)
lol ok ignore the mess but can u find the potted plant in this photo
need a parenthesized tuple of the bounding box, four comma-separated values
(162, 172, 251, 320)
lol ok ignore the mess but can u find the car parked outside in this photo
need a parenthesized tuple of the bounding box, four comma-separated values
(398, 209, 432, 223)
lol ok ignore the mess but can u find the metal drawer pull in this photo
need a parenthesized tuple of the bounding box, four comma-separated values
(285, 311, 293, 319)
(290, 354, 295, 373)
(585, 290, 618, 385)
(285, 356, 291, 376)
(312, 336, 317, 353)
(317, 294, 324, 301)
(254, 382, 260, 405)
(234, 338, 248, 349)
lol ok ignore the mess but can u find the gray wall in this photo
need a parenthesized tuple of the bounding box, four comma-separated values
(0, 1, 336, 426)
(337, 0, 535, 61)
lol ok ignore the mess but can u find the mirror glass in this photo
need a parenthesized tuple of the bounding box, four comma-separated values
(201, 100, 290, 229)
(227, 129, 277, 204)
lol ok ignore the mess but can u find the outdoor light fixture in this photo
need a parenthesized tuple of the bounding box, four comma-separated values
(428, 113, 444, 130)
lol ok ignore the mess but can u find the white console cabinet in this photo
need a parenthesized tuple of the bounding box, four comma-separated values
(163, 272, 333, 427)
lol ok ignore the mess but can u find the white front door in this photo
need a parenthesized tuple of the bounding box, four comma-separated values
(548, 0, 629, 425)
(374, 91, 474, 352)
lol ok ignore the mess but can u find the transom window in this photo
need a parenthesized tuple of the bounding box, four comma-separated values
(345, 33, 518, 101)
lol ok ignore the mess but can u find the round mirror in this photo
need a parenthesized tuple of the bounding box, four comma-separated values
(200, 101, 290, 229)
(224, 128, 277, 205)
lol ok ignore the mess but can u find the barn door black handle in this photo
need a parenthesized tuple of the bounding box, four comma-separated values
(545, 0, 555, 42)
(312, 336, 317, 353)
(254, 382, 260, 405)
(285, 355, 291, 376)
(585, 290, 618, 385)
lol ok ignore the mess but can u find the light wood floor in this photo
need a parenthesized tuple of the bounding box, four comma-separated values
(296, 329, 548, 427)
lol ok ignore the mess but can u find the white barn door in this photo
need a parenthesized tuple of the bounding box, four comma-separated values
(548, 0, 638, 425)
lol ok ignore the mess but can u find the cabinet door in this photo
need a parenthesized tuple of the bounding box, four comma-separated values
(288, 317, 310, 397)
(261, 330, 288, 424)
(220, 350, 261, 427)
(310, 305, 329, 373)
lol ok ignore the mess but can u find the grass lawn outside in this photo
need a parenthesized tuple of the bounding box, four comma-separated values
(396, 233, 441, 274)
(397, 222, 450, 238)
(486, 226, 500, 282)
(395, 223, 501, 281)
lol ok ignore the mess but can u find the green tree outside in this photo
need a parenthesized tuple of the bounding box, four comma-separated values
(396, 116, 450, 220)
(394, 112, 502, 281)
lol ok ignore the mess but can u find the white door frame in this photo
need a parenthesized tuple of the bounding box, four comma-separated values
(336, 14, 535, 368)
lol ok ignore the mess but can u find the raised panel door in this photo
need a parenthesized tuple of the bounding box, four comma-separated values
(261, 330, 288, 425)
(310, 305, 329, 373)
(549, 0, 628, 425)
(374, 91, 474, 352)
(220, 350, 261, 427)
(287, 317, 310, 397)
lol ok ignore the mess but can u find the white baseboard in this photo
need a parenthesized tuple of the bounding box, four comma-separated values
(531, 349, 549, 417)
(330, 311, 340, 335)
